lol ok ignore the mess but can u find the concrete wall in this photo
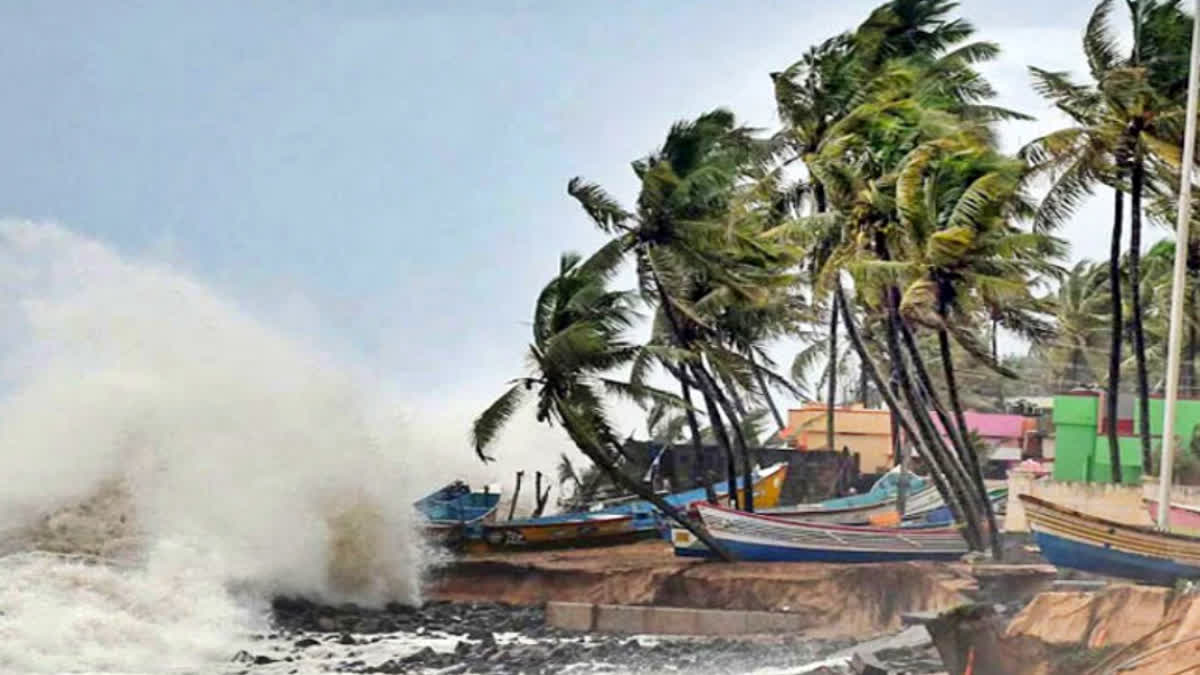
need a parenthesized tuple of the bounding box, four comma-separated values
(546, 602, 812, 636)
(1004, 472, 1152, 532)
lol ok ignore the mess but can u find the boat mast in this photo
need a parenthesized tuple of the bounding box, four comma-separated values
(1156, 0, 1200, 529)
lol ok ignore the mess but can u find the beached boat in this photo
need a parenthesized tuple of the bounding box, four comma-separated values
(914, 488, 1009, 527)
(414, 481, 501, 547)
(761, 469, 935, 525)
(1020, 494, 1200, 585)
(475, 513, 637, 551)
(671, 502, 968, 562)
(470, 462, 790, 553)
(1143, 498, 1200, 533)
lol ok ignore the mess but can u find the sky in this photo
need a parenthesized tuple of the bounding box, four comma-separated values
(0, 1, 1153, 485)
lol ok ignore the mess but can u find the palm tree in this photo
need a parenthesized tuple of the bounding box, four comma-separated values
(569, 109, 799, 512)
(471, 249, 732, 559)
(1040, 261, 1111, 390)
(1025, 0, 1192, 476)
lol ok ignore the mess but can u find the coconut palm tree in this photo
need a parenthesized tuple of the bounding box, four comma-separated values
(1024, 0, 1192, 476)
(569, 109, 800, 512)
(471, 248, 732, 559)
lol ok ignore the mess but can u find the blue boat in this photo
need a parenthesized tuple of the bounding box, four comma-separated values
(414, 481, 501, 546)
(670, 502, 968, 562)
(1020, 494, 1200, 586)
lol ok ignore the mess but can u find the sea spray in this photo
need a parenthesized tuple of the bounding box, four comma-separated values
(0, 221, 444, 671)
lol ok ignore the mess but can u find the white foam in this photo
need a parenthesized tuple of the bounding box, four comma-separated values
(0, 221, 437, 671)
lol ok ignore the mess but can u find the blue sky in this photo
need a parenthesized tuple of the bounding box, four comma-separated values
(0, 1, 1134, 476)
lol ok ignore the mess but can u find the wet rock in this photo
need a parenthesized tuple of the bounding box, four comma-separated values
(294, 637, 320, 649)
(338, 633, 357, 645)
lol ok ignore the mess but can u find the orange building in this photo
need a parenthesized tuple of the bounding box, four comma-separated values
(783, 405, 895, 473)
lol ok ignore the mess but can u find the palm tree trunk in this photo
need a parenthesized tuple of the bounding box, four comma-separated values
(892, 378, 906, 517)
(695, 377, 740, 510)
(939, 326, 1003, 560)
(1130, 146, 1153, 474)
(872, 233, 983, 547)
(992, 318, 1005, 411)
(645, 262, 742, 507)
(750, 351, 786, 433)
(884, 298, 983, 550)
(897, 318, 975, 492)
(827, 294, 840, 451)
(680, 376, 718, 504)
(1189, 288, 1197, 397)
(694, 361, 756, 512)
(1107, 187, 1125, 484)
(508, 471, 524, 521)
(835, 282, 975, 548)
(560, 411, 733, 562)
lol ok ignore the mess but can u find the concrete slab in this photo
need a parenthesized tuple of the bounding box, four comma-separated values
(696, 608, 748, 636)
(594, 604, 649, 634)
(644, 606, 701, 635)
(546, 601, 596, 632)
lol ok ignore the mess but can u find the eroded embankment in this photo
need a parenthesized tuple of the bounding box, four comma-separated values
(425, 541, 981, 638)
(928, 584, 1200, 674)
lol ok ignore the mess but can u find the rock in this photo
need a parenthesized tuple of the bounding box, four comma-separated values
(338, 633, 357, 645)
(294, 637, 320, 649)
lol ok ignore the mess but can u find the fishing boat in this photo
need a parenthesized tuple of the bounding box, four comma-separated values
(414, 481, 501, 547)
(913, 488, 1009, 527)
(671, 502, 968, 562)
(469, 462, 790, 553)
(1143, 498, 1200, 533)
(1020, 494, 1200, 585)
(475, 513, 637, 551)
(760, 468, 932, 525)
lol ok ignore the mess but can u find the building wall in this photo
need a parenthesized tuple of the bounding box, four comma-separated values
(786, 406, 894, 472)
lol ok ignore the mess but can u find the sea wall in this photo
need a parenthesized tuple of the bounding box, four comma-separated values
(1003, 473, 1150, 532)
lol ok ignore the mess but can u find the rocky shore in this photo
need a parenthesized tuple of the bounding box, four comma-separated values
(225, 597, 947, 674)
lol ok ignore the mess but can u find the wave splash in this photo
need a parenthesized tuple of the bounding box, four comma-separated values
(0, 221, 427, 672)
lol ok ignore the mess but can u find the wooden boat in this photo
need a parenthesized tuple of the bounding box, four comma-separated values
(671, 502, 968, 562)
(414, 481, 501, 547)
(1020, 494, 1200, 585)
(766, 467, 929, 517)
(469, 462, 791, 553)
(474, 513, 637, 551)
(764, 485, 939, 525)
(1143, 498, 1200, 533)
(910, 488, 1009, 527)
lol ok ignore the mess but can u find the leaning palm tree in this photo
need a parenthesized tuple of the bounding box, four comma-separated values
(569, 109, 800, 512)
(471, 248, 732, 559)
(1041, 261, 1112, 390)
(1024, 0, 1192, 476)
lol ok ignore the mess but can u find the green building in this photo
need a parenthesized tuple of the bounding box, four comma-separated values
(1051, 394, 1200, 485)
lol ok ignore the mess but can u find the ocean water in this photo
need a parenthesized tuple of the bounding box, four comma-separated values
(0, 221, 430, 674)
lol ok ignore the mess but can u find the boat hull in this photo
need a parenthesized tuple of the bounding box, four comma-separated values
(675, 503, 968, 563)
(1033, 529, 1200, 586)
(471, 515, 637, 552)
(1021, 494, 1200, 586)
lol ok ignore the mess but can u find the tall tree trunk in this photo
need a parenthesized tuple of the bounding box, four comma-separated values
(750, 351, 786, 433)
(1189, 286, 1198, 397)
(1107, 187, 1126, 484)
(694, 361, 756, 513)
(939, 326, 1003, 560)
(645, 261, 741, 507)
(897, 318, 975, 493)
(560, 412, 733, 561)
(992, 318, 1005, 412)
(860, 360, 871, 407)
(508, 471, 524, 521)
(1130, 145, 1153, 474)
(696, 378, 740, 509)
(892, 377, 907, 517)
(827, 294, 840, 451)
(679, 375, 718, 504)
(532, 471, 551, 517)
(835, 282, 975, 548)
(885, 301, 983, 549)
